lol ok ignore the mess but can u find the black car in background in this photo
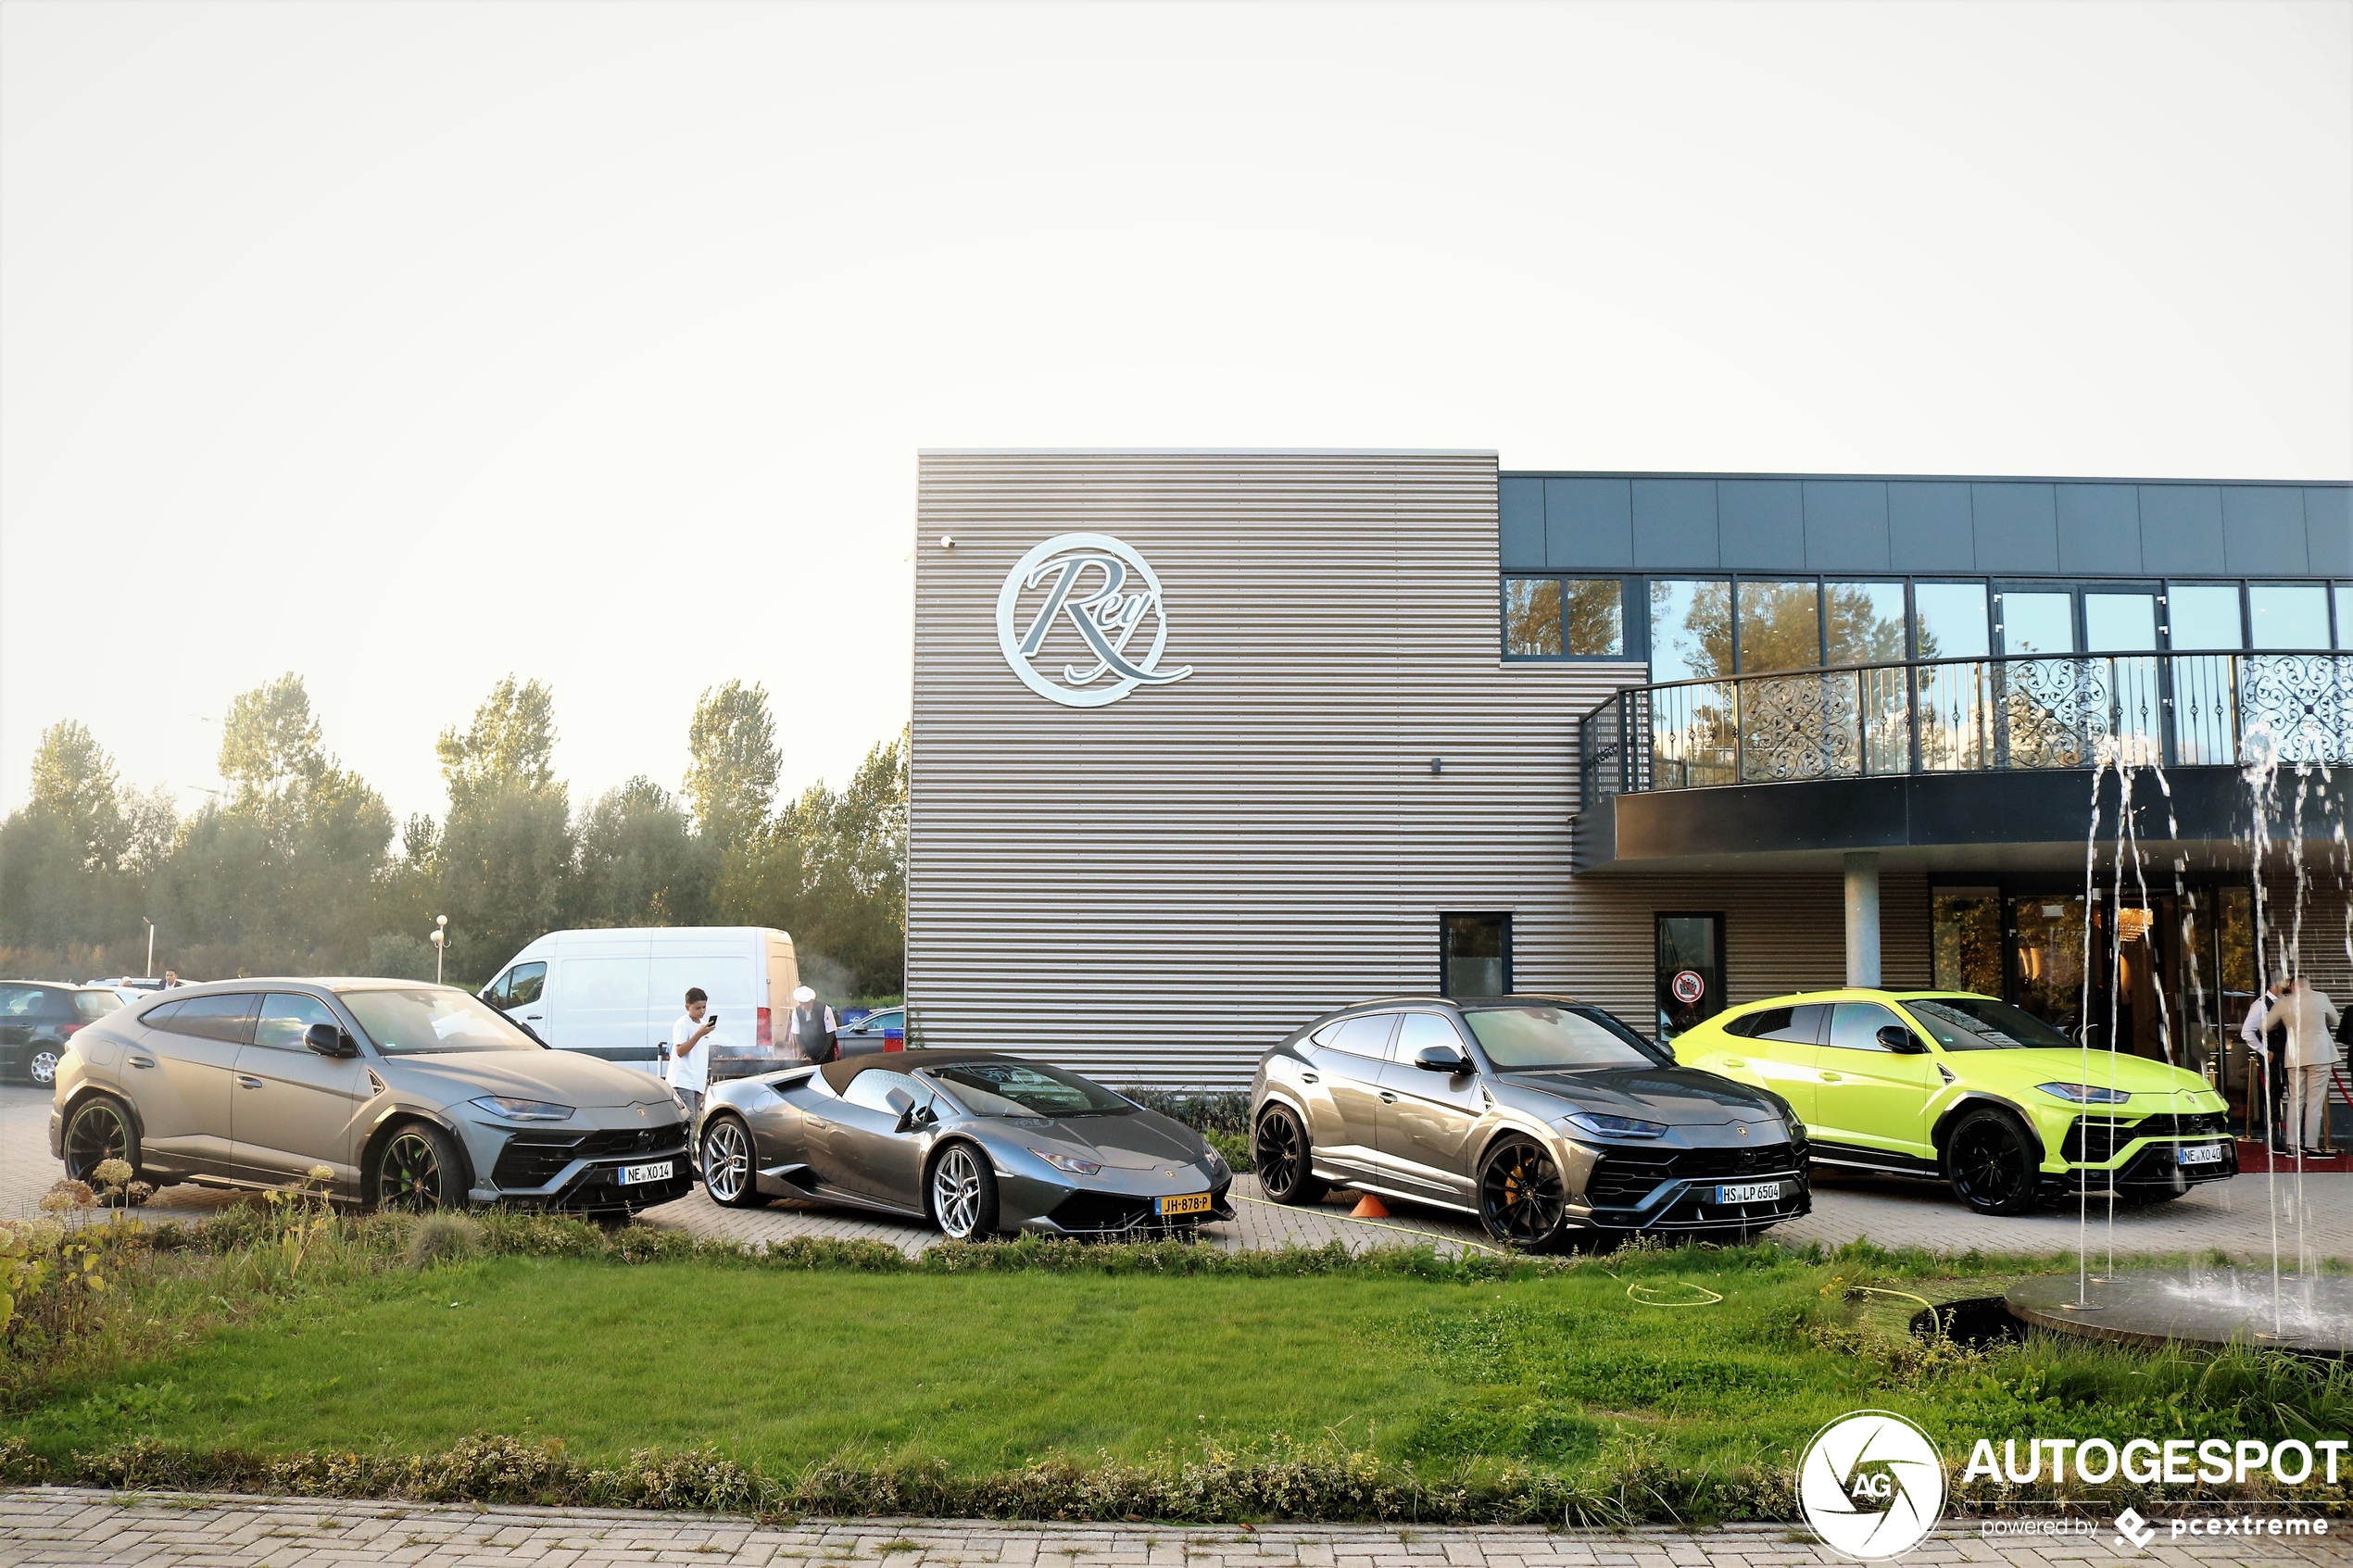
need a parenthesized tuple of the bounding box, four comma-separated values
(0, 983, 123, 1086)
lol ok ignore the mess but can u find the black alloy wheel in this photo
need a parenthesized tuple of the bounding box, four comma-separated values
(701, 1115, 763, 1208)
(1253, 1105, 1327, 1206)
(1478, 1135, 1569, 1250)
(1944, 1108, 2042, 1216)
(375, 1123, 461, 1212)
(63, 1097, 136, 1185)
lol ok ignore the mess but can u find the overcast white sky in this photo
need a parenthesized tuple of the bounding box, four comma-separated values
(4, 1, 2348, 826)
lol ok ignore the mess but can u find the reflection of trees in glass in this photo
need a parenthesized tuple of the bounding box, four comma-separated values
(1504, 579, 1562, 656)
(1563, 579, 1623, 656)
(1827, 583, 1906, 666)
(1931, 890, 2003, 994)
(2007, 896, 2085, 1037)
(1649, 581, 1731, 680)
(1735, 582, 1821, 673)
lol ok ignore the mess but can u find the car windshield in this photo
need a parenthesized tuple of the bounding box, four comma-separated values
(338, 987, 543, 1054)
(1463, 1005, 1659, 1070)
(926, 1060, 1133, 1118)
(1905, 996, 2076, 1051)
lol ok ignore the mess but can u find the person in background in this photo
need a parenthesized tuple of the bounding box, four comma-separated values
(788, 985, 838, 1065)
(2261, 975, 2342, 1160)
(2241, 977, 2285, 1148)
(669, 986, 717, 1126)
(161, 970, 182, 988)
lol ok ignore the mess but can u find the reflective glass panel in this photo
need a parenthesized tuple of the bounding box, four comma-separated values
(1648, 581, 1731, 683)
(2083, 593, 2158, 653)
(2338, 584, 2350, 648)
(1912, 583, 1990, 660)
(1562, 579, 1625, 657)
(1826, 582, 1906, 665)
(1504, 579, 1562, 656)
(254, 992, 337, 1051)
(2168, 585, 2243, 649)
(2000, 592, 2075, 655)
(2248, 583, 2329, 648)
(1735, 580, 1822, 672)
(1931, 887, 2003, 995)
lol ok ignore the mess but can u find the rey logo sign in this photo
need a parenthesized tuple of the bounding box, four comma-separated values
(996, 533, 1194, 709)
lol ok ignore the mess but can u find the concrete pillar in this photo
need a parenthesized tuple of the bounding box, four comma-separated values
(1844, 851, 1881, 989)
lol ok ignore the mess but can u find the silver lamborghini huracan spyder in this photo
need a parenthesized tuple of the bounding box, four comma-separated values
(695, 1049, 1234, 1240)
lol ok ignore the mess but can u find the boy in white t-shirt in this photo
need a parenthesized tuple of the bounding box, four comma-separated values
(669, 986, 718, 1124)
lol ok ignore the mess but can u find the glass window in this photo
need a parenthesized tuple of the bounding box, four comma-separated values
(155, 993, 258, 1045)
(1999, 591, 2075, 655)
(2168, 585, 2243, 650)
(1461, 1004, 1656, 1070)
(1655, 913, 1724, 1039)
(254, 993, 339, 1051)
(73, 990, 123, 1021)
(1321, 1012, 1400, 1060)
(2248, 583, 2329, 649)
(485, 962, 546, 1010)
(1825, 583, 1906, 666)
(2083, 593, 2158, 653)
(1905, 996, 2075, 1051)
(1563, 579, 1625, 657)
(1504, 579, 1562, 657)
(1727, 1003, 1826, 1044)
(338, 987, 541, 1054)
(1442, 913, 1510, 997)
(1649, 580, 1731, 683)
(842, 1069, 917, 1115)
(1931, 887, 2003, 995)
(925, 1060, 1132, 1118)
(2337, 584, 2350, 649)
(1912, 583, 1989, 661)
(0, 985, 44, 1018)
(1395, 1011, 1467, 1062)
(1825, 1001, 1909, 1053)
(1735, 580, 1822, 672)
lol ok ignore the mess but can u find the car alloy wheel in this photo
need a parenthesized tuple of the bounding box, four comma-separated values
(930, 1143, 996, 1241)
(63, 1098, 132, 1184)
(1944, 1108, 2039, 1215)
(377, 1126, 454, 1211)
(702, 1116, 757, 1207)
(1253, 1105, 1326, 1206)
(29, 1048, 59, 1087)
(1478, 1135, 1567, 1248)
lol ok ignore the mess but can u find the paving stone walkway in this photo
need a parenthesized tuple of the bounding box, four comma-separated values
(1, 1490, 2346, 1568)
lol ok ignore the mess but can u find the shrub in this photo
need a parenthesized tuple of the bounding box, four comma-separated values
(406, 1214, 486, 1270)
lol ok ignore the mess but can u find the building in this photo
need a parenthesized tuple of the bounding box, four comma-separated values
(908, 450, 2352, 1124)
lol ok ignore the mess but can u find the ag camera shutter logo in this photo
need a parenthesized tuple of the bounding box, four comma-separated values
(1797, 1410, 1946, 1560)
(997, 533, 1192, 709)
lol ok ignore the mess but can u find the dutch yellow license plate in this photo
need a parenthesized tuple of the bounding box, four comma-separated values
(1156, 1192, 1213, 1216)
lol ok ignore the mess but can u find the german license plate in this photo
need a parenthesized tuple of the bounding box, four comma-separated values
(1714, 1181, 1783, 1205)
(2176, 1143, 2224, 1167)
(618, 1160, 673, 1185)
(1156, 1192, 1212, 1216)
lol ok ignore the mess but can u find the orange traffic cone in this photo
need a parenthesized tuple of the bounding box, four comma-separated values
(1349, 1192, 1390, 1219)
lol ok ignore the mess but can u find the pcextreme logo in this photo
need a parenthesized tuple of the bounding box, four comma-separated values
(1797, 1411, 1947, 1560)
(996, 533, 1193, 709)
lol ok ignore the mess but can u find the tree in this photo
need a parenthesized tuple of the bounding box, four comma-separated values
(574, 777, 716, 928)
(436, 676, 558, 816)
(28, 720, 126, 872)
(684, 681, 780, 850)
(219, 673, 326, 811)
(720, 728, 906, 998)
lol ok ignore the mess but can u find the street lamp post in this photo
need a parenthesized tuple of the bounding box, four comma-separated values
(143, 919, 156, 979)
(430, 915, 448, 985)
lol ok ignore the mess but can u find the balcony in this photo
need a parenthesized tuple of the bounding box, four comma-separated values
(1572, 651, 2353, 873)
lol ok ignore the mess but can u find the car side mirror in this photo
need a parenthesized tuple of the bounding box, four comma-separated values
(887, 1086, 918, 1131)
(305, 1022, 358, 1058)
(1877, 1025, 1928, 1055)
(1414, 1045, 1470, 1074)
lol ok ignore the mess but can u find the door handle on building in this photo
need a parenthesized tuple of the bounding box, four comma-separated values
(236, 1075, 264, 1089)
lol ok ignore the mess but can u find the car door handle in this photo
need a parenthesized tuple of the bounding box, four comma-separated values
(237, 1074, 264, 1089)
(1378, 1091, 1397, 1104)
(522, 1014, 542, 1021)
(128, 1055, 155, 1069)
(806, 1117, 830, 1130)
(1721, 1058, 1745, 1068)
(1301, 1073, 1318, 1084)
(1818, 1072, 1843, 1083)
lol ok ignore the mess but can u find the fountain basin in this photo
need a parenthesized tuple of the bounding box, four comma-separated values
(2007, 1271, 2353, 1358)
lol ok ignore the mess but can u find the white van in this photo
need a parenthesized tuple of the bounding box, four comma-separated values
(479, 927, 800, 1081)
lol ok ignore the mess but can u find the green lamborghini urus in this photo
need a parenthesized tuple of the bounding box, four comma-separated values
(1671, 989, 2235, 1214)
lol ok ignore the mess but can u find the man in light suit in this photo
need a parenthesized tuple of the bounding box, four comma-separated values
(2261, 976, 2342, 1159)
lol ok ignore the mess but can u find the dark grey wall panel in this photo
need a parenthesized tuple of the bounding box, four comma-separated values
(1717, 481, 1804, 571)
(1545, 477, 1632, 571)
(1970, 483, 2058, 573)
(2138, 485, 2225, 574)
(1499, 476, 1545, 571)
(2055, 484, 2141, 575)
(1887, 482, 1976, 572)
(1803, 481, 1891, 572)
(2221, 486, 2309, 575)
(1632, 480, 1719, 569)
(2309, 487, 2353, 576)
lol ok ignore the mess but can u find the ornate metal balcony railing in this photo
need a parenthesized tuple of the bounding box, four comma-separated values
(1579, 650, 2353, 809)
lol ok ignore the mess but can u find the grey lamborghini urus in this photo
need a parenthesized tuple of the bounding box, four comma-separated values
(695, 1049, 1233, 1240)
(1250, 996, 1809, 1249)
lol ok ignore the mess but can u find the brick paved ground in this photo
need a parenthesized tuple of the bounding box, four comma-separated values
(9, 1087, 2348, 1261)
(1, 1490, 2345, 1568)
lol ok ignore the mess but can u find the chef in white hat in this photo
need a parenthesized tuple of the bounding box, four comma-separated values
(787, 985, 839, 1064)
